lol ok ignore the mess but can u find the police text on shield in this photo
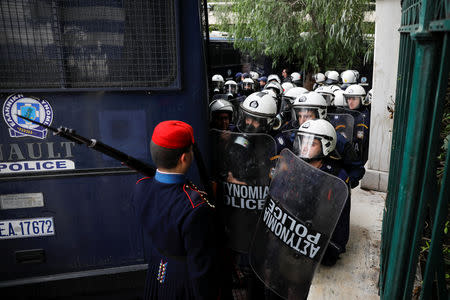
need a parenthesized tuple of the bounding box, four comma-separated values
(263, 198, 323, 260)
(223, 182, 269, 210)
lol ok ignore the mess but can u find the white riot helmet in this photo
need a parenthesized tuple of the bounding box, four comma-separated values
(224, 80, 238, 96)
(209, 99, 234, 120)
(325, 70, 339, 85)
(262, 88, 277, 98)
(290, 72, 302, 85)
(333, 90, 347, 107)
(292, 91, 327, 125)
(282, 87, 309, 104)
(267, 74, 281, 84)
(364, 89, 373, 106)
(313, 73, 326, 84)
(250, 71, 259, 81)
(212, 74, 224, 93)
(293, 119, 337, 160)
(340, 70, 357, 84)
(242, 78, 255, 95)
(329, 84, 342, 93)
(315, 85, 335, 106)
(343, 84, 366, 110)
(238, 92, 278, 133)
(264, 81, 283, 98)
(281, 82, 295, 94)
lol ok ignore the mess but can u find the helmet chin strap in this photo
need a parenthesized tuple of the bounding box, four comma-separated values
(300, 153, 325, 163)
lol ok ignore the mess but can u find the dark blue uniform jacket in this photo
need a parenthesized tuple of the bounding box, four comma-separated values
(353, 106, 370, 163)
(133, 171, 221, 299)
(320, 159, 351, 266)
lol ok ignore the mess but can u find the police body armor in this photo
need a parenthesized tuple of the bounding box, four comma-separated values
(334, 107, 367, 161)
(327, 113, 354, 143)
(210, 129, 277, 253)
(249, 149, 348, 299)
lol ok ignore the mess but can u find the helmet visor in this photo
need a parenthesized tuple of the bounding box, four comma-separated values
(213, 81, 224, 89)
(225, 84, 237, 95)
(293, 134, 323, 159)
(237, 110, 271, 133)
(292, 107, 320, 125)
(344, 95, 363, 110)
(280, 97, 293, 114)
(243, 82, 254, 90)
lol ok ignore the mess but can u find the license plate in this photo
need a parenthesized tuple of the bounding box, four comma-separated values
(0, 217, 55, 239)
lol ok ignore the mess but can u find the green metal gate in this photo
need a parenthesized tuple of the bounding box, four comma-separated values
(379, 0, 449, 299)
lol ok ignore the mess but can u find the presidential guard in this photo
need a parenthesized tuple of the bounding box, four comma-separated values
(133, 120, 224, 300)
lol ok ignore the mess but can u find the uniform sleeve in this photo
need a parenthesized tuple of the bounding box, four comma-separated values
(336, 134, 366, 188)
(182, 204, 221, 299)
(322, 168, 351, 266)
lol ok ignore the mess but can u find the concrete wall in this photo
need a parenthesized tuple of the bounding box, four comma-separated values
(361, 0, 402, 192)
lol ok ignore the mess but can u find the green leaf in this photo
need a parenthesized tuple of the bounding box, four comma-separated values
(211, 0, 373, 72)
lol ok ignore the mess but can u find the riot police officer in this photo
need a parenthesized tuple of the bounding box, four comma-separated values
(293, 119, 351, 266)
(212, 74, 224, 95)
(324, 70, 340, 85)
(340, 70, 358, 90)
(226, 92, 279, 298)
(263, 81, 283, 112)
(224, 80, 238, 99)
(267, 74, 282, 84)
(242, 77, 256, 97)
(313, 72, 326, 90)
(209, 99, 235, 131)
(290, 71, 302, 86)
(343, 84, 370, 163)
(275, 91, 365, 189)
(236, 92, 279, 134)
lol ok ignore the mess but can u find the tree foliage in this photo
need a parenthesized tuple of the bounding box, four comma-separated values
(214, 0, 373, 72)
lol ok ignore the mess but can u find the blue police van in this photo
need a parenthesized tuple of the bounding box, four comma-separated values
(0, 1, 210, 298)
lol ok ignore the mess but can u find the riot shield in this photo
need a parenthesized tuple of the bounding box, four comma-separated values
(334, 108, 367, 161)
(210, 129, 277, 253)
(249, 149, 348, 299)
(327, 113, 354, 142)
(334, 107, 364, 122)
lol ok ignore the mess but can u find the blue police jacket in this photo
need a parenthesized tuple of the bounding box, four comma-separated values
(133, 171, 221, 300)
(353, 106, 370, 163)
(320, 159, 351, 265)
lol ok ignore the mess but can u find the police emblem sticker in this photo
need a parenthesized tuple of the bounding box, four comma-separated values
(3, 94, 53, 139)
(249, 100, 259, 108)
(357, 130, 364, 139)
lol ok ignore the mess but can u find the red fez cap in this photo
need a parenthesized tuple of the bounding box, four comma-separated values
(151, 120, 194, 149)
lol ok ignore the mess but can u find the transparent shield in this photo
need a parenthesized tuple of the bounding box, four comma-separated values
(327, 113, 355, 142)
(249, 149, 348, 299)
(334, 108, 366, 160)
(209, 129, 277, 253)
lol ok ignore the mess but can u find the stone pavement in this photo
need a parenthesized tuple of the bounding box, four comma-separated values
(309, 186, 386, 299)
